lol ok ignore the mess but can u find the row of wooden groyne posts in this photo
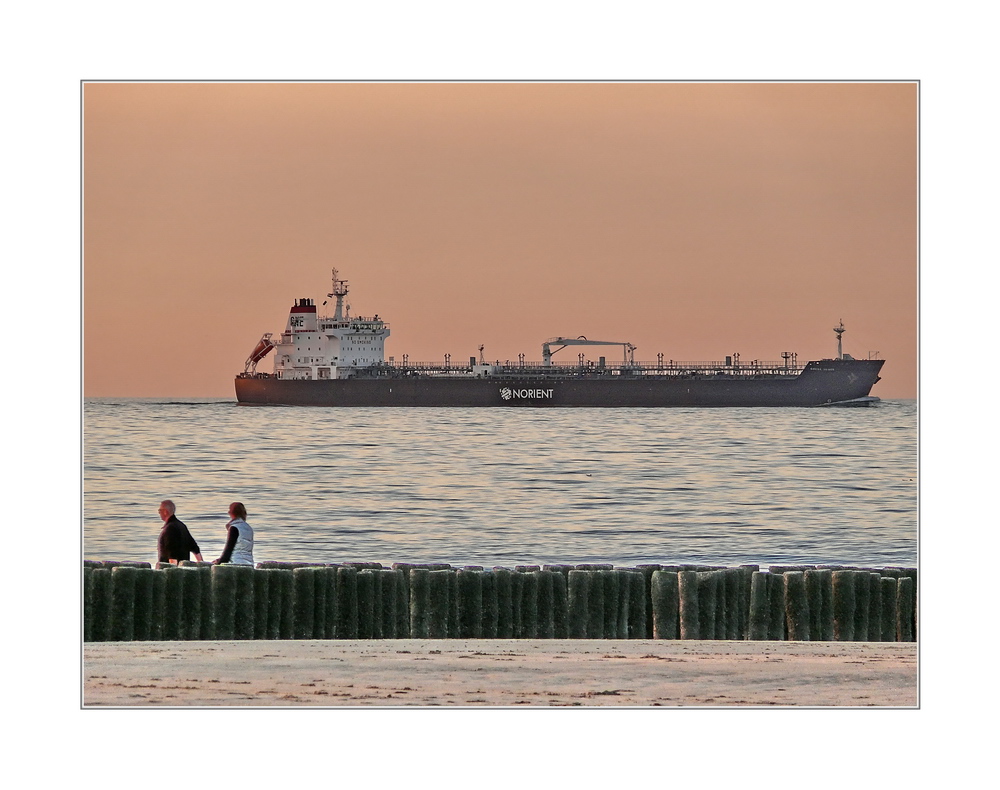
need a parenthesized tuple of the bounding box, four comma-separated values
(83, 560, 917, 643)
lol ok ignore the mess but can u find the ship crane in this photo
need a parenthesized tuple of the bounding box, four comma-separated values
(542, 336, 637, 367)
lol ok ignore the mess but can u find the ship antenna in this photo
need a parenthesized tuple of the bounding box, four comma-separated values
(328, 268, 350, 322)
(834, 319, 846, 360)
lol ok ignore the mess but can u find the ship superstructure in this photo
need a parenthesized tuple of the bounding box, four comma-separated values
(245, 270, 390, 382)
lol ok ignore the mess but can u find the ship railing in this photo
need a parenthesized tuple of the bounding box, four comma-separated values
(318, 315, 389, 329)
(380, 360, 806, 376)
(630, 360, 807, 376)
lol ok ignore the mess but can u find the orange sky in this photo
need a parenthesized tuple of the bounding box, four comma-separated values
(83, 82, 916, 398)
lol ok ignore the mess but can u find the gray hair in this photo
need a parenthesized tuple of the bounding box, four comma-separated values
(160, 499, 176, 515)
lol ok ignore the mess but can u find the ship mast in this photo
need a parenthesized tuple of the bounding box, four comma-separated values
(834, 319, 846, 360)
(328, 268, 350, 322)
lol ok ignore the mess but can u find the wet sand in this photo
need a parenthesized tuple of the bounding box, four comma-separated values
(83, 639, 917, 707)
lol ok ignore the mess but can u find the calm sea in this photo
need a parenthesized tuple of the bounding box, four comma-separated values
(83, 399, 917, 569)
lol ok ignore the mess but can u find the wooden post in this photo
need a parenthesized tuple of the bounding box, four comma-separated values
(323, 567, 339, 639)
(587, 570, 605, 638)
(457, 569, 484, 638)
(162, 567, 185, 640)
(678, 570, 699, 640)
(637, 565, 662, 638)
(449, 572, 460, 638)
(337, 566, 359, 639)
(510, 572, 524, 637)
(698, 571, 717, 640)
(567, 570, 590, 638)
(357, 569, 375, 639)
(181, 567, 203, 640)
(409, 568, 430, 639)
(536, 571, 556, 640)
(376, 569, 394, 639)
(196, 566, 213, 640)
(481, 570, 498, 638)
(867, 573, 882, 641)
(279, 569, 295, 639)
(312, 568, 329, 639)
(601, 570, 619, 639)
(211, 565, 237, 640)
(109, 566, 137, 641)
(233, 566, 255, 640)
(736, 565, 758, 639)
(817, 569, 834, 641)
(132, 567, 154, 641)
(252, 570, 271, 639)
(832, 570, 856, 641)
(766, 572, 786, 640)
(748, 572, 770, 641)
(83, 567, 94, 642)
(81, 560, 96, 642)
(853, 570, 870, 641)
(149, 569, 166, 641)
(394, 569, 409, 638)
(804, 570, 825, 641)
(902, 569, 917, 640)
(428, 569, 452, 638)
(292, 567, 316, 639)
(494, 568, 514, 638)
(519, 571, 539, 639)
(879, 576, 898, 641)
(783, 571, 810, 641)
(626, 571, 646, 638)
(897, 576, 915, 642)
(375, 568, 388, 637)
(722, 569, 740, 640)
(261, 569, 282, 640)
(392, 568, 407, 638)
(650, 570, 679, 640)
(552, 570, 569, 639)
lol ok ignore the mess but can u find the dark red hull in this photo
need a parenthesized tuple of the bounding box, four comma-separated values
(235, 359, 883, 407)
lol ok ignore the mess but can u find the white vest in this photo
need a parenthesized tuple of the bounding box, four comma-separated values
(229, 519, 254, 565)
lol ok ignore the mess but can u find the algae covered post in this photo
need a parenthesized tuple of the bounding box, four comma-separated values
(84, 559, 918, 644)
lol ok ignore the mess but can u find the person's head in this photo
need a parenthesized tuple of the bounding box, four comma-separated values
(229, 502, 247, 520)
(158, 500, 176, 522)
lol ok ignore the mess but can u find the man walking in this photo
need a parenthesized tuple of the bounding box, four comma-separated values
(157, 500, 204, 564)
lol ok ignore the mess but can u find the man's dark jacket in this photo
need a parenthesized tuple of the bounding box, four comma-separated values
(158, 515, 201, 563)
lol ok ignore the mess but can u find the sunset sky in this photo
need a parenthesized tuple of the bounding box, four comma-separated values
(83, 82, 916, 398)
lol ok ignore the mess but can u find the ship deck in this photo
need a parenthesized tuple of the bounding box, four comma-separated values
(241, 359, 809, 382)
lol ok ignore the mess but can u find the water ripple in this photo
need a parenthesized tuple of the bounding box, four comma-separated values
(83, 398, 917, 568)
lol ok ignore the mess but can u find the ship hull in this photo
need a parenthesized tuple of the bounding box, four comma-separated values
(235, 359, 883, 407)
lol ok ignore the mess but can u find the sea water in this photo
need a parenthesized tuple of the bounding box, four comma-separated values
(83, 399, 917, 569)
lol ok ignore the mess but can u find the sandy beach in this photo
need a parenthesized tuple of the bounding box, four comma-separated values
(83, 639, 917, 707)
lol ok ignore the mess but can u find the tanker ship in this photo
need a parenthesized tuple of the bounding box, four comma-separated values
(235, 270, 883, 407)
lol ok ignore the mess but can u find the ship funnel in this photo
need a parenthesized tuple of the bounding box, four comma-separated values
(286, 297, 317, 333)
